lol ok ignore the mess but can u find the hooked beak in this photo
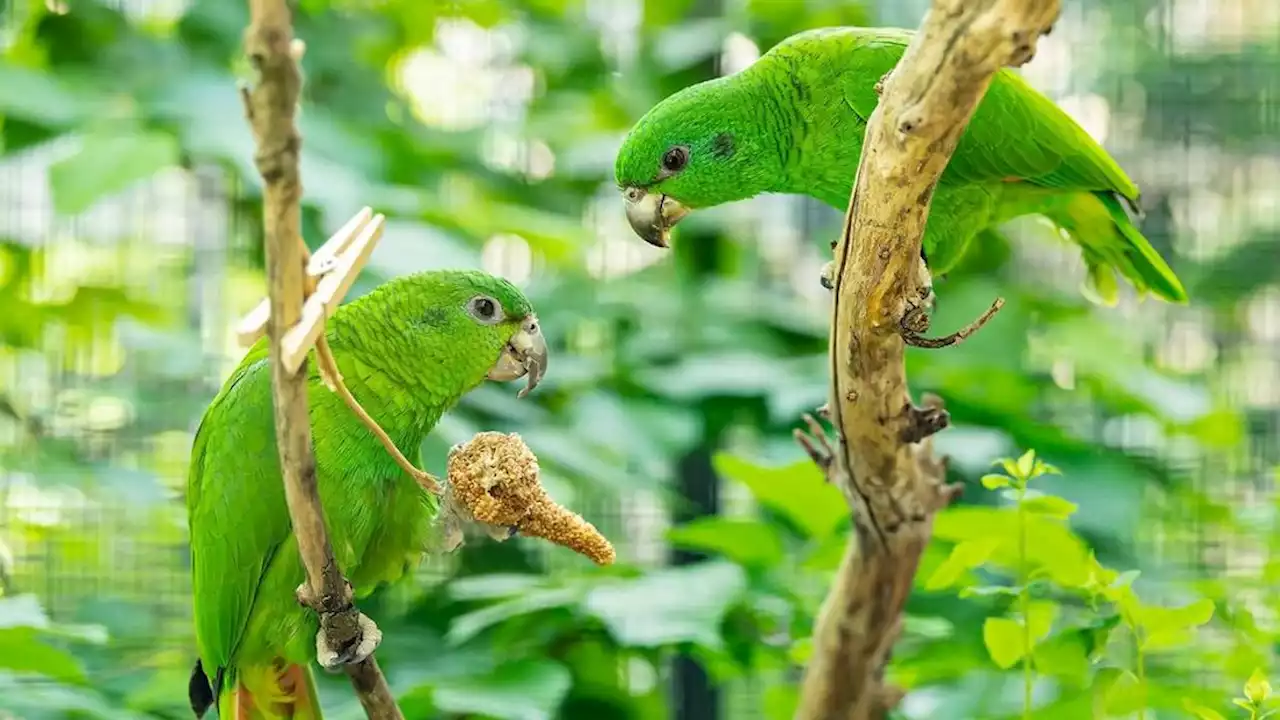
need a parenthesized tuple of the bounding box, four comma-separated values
(486, 314, 548, 399)
(623, 188, 690, 249)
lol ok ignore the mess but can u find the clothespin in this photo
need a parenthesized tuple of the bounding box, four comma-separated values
(234, 206, 387, 374)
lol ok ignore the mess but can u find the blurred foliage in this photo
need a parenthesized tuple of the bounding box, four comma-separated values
(0, 0, 1278, 718)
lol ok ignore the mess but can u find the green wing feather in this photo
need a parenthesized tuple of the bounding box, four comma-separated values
(823, 27, 1185, 303)
(188, 336, 290, 675)
(830, 28, 1138, 199)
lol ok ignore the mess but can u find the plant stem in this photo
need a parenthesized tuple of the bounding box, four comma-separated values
(1018, 482, 1032, 720)
(1134, 628, 1147, 720)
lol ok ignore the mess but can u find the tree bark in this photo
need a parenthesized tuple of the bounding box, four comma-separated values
(793, 1, 1061, 718)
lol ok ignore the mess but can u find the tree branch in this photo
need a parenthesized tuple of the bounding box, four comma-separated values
(241, 1, 402, 717)
(793, 2, 1060, 719)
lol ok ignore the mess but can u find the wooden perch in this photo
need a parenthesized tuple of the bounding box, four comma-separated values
(240, 1, 402, 717)
(792, 1, 1061, 719)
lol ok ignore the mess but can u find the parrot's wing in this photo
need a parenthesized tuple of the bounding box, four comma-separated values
(836, 32, 1141, 202)
(188, 337, 290, 673)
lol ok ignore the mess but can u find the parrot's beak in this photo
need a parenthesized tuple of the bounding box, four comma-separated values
(487, 315, 548, 399)
(623, 188, 689, 249)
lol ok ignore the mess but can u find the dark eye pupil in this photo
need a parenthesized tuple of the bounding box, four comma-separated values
(663, 148, 686, 171)
(476, 299, 495, 317)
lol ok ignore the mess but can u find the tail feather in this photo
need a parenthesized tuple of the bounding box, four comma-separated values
(1040, 191, 1188, 306)
(217, 662, 323, 720)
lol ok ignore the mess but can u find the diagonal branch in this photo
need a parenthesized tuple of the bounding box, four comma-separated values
(240, 1, 402, 717)
(793, 1, 1061, 719)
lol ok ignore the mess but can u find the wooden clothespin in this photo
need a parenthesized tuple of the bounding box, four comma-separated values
(234, 206, 387, 374)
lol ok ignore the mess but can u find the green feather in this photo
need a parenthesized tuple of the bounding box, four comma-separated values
(188, 269, 535, 715)
(615, 26, 1187, 305)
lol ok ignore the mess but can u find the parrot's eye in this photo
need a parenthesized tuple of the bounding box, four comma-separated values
(661, 146, 690, 173)
(466, 295, 504, 325)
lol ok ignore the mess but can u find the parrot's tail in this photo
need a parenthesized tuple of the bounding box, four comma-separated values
(215, 662, 323, 720)
(1037, 190, 1188, 306)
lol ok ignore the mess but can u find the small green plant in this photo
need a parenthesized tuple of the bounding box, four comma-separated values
(926, 448, 1217, 719)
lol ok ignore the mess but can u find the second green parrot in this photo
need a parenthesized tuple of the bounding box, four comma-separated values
(614, 26, 1187, 306)
(186, 269, 548, 719)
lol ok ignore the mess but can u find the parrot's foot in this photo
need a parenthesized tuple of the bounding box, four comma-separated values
(900, 296, 1005, 350)
(874, 70, 893, 96)
(315, 611, 383, 672)
(793, 411, 836, 480)
(900, 259, 936, 335)
(819, 261, 836, 291)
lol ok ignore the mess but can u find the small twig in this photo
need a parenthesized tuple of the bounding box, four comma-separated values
(313, 333, 442, 494)
(900, 296, 1006, 349)
(793, 412, 835, 477)
(240, 0, 401, 716)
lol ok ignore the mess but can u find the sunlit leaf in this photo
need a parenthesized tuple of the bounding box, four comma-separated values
(1021, 494, 1078, 520)
(1182, 698, 1228, 720)
(712, 455, 847, 539)
(0, 628, 85, 683)
(982, 616, 1026, 670)
(666, 517, 785, 568)
(924, 538, 1002, 591)
(980, 473, 1010, 490)
(1245, 667, 1272, 704)
(1025, 600, 1058, 642)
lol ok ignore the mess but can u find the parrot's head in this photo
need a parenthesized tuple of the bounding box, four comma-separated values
(614, 74, 781, 248)
(351, 270, 547, 401)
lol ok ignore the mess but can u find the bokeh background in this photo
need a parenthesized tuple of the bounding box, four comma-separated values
(1, 0, 1278, 718)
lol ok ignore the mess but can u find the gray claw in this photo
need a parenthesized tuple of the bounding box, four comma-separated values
(315, 613, 383, 671)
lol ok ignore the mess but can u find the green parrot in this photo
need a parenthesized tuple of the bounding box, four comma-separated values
(614, 26, 1187, 306)
(185, 270, 548, 719)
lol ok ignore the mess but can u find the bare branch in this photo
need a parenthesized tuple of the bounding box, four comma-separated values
(794, 0, 1061, 718)
(900, 296, 1006, 349)
(240, 1, 402, 716)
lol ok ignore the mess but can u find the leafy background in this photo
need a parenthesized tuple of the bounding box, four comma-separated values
(1, 0, 1278, 718)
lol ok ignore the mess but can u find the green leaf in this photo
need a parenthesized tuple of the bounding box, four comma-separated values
(788, 637, 813, 665)
(0, 63, 98, 126)
(447, 574, 550, 601)
(1101, 668, 1146, 714)
(431, 659, 572, 720)
(1136, 598, 1215, 636)
(447, 587, 581, 646)
(1110, 570, 1141, 590)
(713, 455, 848, 539)
(1025, 600, 1058, 642)
(1234, 698, 1256, 712)
(980, 473, 1010, 490)
(1016, 449, 1037, 479)
(1245, 667, 1272, 704)
(666, 517, 785, 568)
(1021, 494, 1078, 519)
(924, 538, 1002, 591)
(49, 130, 181, 216)
(982, 617, 1026, 670)
(0, 628, 86, 683)
(1033, 460, 1062, 476)
(1181, 698, 1228, 720)
(584, 560, 746, 648)
(1032, 632, 1090, 687)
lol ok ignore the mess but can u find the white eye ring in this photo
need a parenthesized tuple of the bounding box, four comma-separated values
(465, 295, 504, 325)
